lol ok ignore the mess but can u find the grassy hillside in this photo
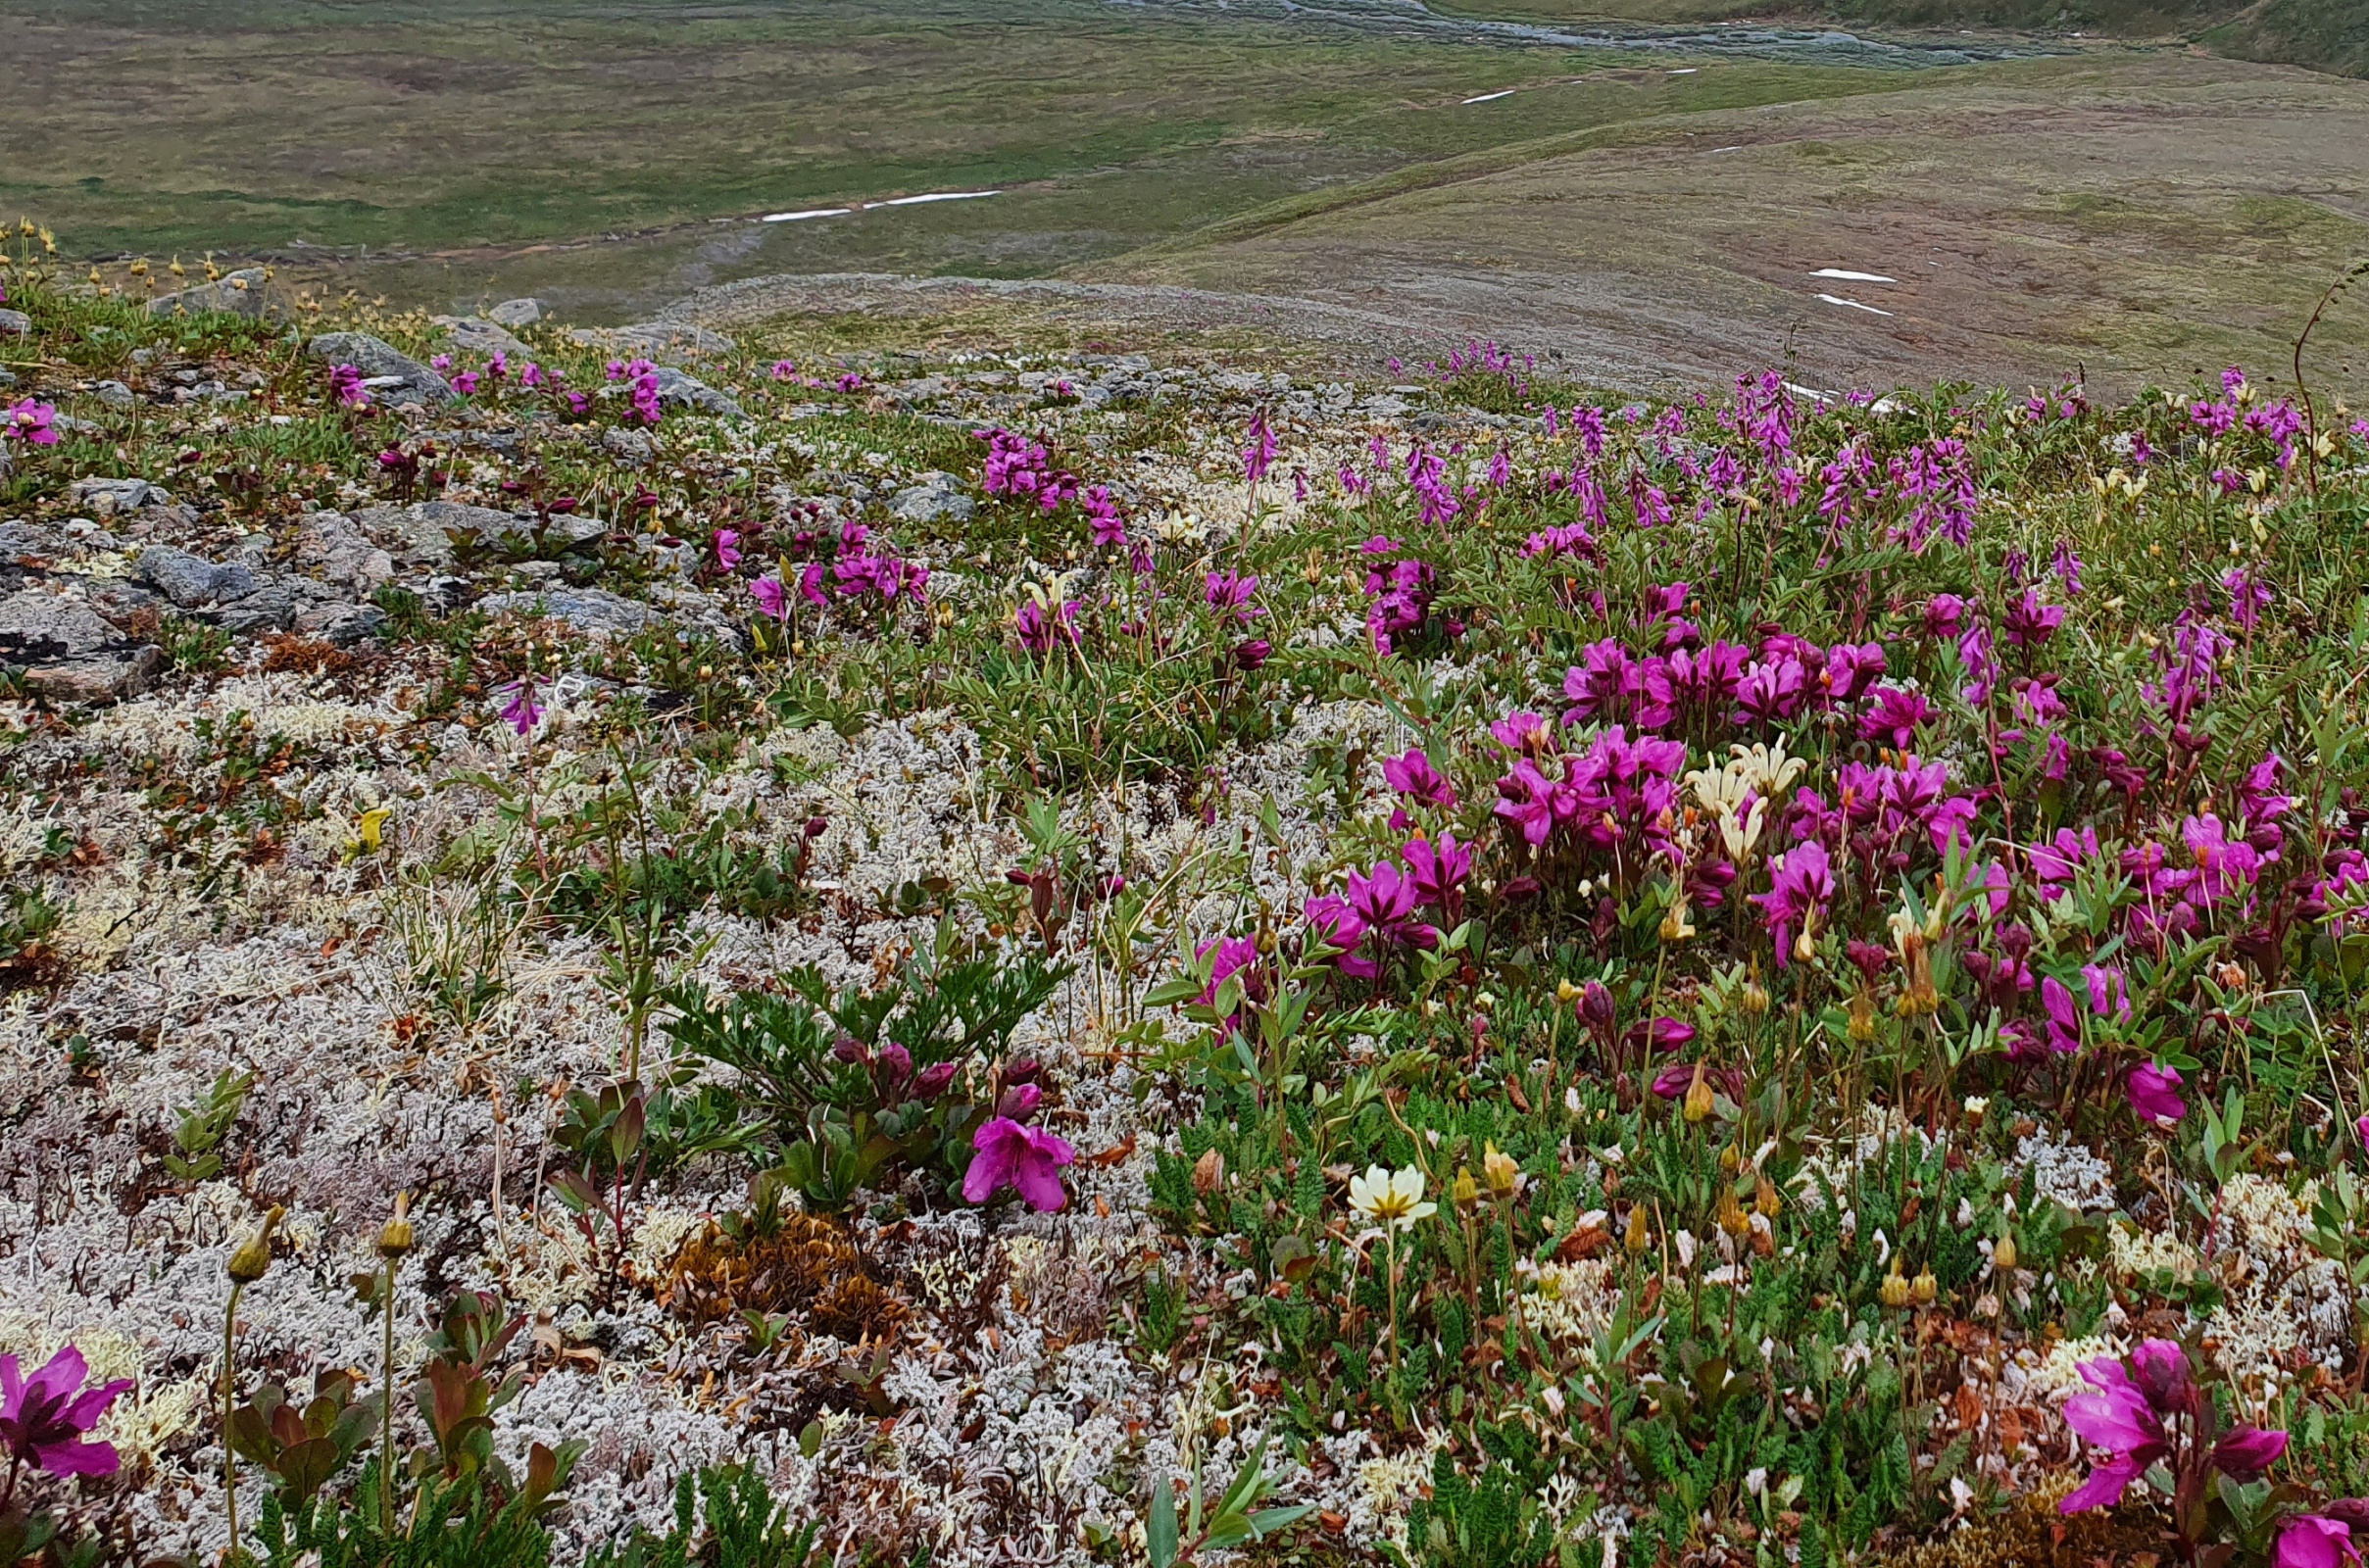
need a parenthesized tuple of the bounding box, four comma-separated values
(1441, 0, 2369, 76)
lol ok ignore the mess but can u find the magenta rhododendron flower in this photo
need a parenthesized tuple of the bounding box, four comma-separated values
(1304, 893, 1371, 976)
(1402, 832, 1471, 923)
(2128, 1062, 2188, 1125)
(1382, 749, 1456, 810)
(4, 399, 59, 446)
(750, 576, 789, 622)
(1, 1345, 132, 1480)
(1205, 571, 1262, 623)
(1858, 685, 1934, 748)
(714, 529, 742, 569)
(2276, 1517, 2361, 1568)
(1752, 842, 1834, 964)
(2060, 1337, 2284, 1521)
(963, 1116, 1075, 1211)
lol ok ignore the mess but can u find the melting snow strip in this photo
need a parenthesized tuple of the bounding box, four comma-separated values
(761, 208, 852, 223)
(1810, 268, 1899, 283)
(1816, 293, 1894, 316)
(872, 190, 1002, 207)
(1461, 89, 1515, 103)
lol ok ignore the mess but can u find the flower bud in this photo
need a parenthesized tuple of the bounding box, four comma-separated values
(1624, 1204, 1651, 1254)
(1755, 1173, 1781, 1218)
(913, 1061, 959, 1101)
(228, 1206, 286, 1285)
(1880, 1261, 1910, 1309)
(377, 1192, 416, 1259)
(1481, 1143, 1522, 1201)
(1740, 979, 1769, 1017)
(1003, 1056, 1042, 1087)
(1848, 991, 1876, 1042)
(1682, 1065, 1714, 1124)
(1717, 1187, 1751, 1239)
(1453, 1168, 1480, 1209)
(995, 1082, 1044, 1121)
(1992, 1232, 2018, 1273)
(830, 1034, 868, 1065)
(1555, 978, 1581, 1005)
(873, 1041, 913, 1092)
(1911, 1266, 1938, 1306)
(1579, 980, 1616, 1031)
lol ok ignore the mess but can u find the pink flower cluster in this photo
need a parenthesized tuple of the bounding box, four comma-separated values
(1363, 534, 1454, 655)
(1560, 594, 1886, 736)
(1490, 715, 1685, 869)
(980, 428, 1078, 512)
(1306, 832, 1472, 979)
(748, 520, 928, 621)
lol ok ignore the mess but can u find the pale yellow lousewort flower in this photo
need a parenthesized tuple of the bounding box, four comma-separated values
(1349, 1164, 1436, 1231)
(1685, 740, 1807, 861)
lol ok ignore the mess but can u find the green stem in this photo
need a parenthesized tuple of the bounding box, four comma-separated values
(222, 1281, 244, 1563)
(380, 1263, 397, 1538)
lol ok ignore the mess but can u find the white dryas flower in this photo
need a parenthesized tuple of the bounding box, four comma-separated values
(1348, 1165, 1435, 1230)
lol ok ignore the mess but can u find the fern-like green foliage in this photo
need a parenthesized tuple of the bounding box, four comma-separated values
(585, 1465, 821, 1568)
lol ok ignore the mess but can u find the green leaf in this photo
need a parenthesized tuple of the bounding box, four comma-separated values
(1148, 1475, 1178, 1568)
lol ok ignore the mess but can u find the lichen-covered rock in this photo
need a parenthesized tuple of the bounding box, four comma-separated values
(303, 331, 457, 406)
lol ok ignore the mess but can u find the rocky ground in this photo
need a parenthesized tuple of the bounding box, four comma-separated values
(6, 250, 2369, 1568)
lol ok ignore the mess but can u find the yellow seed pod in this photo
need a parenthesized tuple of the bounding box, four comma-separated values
(228, 1206, 287, 1285)
(377, 1192, 416, 1259)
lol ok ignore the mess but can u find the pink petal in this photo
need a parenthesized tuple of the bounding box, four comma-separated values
(34, 1437, 122, 1478)
(2057, 1453, 2143, 1515)
(1012, 1156, 1068, 1213)
(62, 1377, 133, 1430)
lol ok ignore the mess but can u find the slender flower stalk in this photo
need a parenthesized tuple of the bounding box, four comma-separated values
(222, 1207, 283, 1560)
(377, 1193, 415, 1535)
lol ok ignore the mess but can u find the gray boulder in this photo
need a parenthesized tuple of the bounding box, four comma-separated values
(294, 510, 395, 594)
(487, 298, 543, 327)
(0, 522, 57, 562)
(304, 332, 457, 406)
(90, 380, 136, 411)
(294, 603, 388, 646)
(352, 500, 513, 567)
(0, 589, 121, 660)
(0, 309, 32, 336)
(474, 587, 661, 637)
(649, 367, 742, 417)
(201, 584, 296, 635)
(24, 646, 168, 705)
(147, 269, 270, 319)
(70, 477, 173, 517)
(436, 316, 534, 361)
(133, 546, 225, 608)
(890, 472, 973, 524)
(601, 427, 655, 467)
